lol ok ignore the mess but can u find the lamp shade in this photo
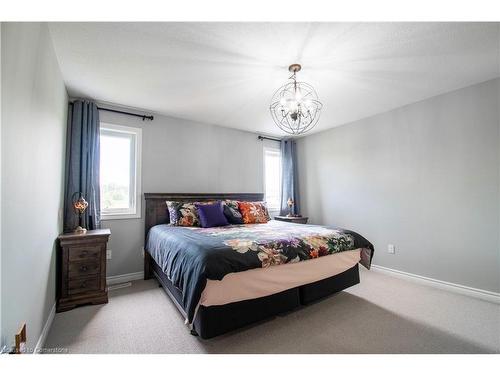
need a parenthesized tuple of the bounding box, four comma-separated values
(73, 196, 88, 214)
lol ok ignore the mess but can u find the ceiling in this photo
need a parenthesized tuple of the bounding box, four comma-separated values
(48, 22, 500, 136)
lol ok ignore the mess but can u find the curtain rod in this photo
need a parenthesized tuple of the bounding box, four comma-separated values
(98, 107, 154, 121)
(258, 135, 282, 142)
(70, 102, 154, 121)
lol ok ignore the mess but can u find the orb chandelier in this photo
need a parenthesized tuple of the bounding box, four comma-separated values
(269, 64, 323, 135)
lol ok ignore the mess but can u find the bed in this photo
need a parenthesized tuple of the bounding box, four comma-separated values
(144, 193, 374, 339)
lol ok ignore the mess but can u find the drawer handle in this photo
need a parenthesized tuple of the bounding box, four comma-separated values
(80, 250, 88, 257)
(80, 281, 87, 288)
(80, 265, 88, 272)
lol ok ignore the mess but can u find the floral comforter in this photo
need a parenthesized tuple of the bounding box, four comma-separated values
(146, 220, 374, 324)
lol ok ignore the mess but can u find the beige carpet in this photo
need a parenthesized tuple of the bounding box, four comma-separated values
(45, 268, 500, 353)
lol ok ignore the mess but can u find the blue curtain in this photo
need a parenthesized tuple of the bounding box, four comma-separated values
(63, 100, 101, 232)
(280, 139, 300, 216)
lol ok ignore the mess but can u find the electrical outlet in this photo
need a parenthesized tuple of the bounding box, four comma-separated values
(388, 244, 395, 254)
(106, 250, 112, 260)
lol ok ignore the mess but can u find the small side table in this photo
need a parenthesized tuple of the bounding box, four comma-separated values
(56, 229, 111, 312)
(274, 215, 309, 224)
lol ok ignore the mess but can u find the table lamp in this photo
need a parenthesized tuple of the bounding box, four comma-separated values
(287, 197, 294, 217)
(73, 193, 89, 233)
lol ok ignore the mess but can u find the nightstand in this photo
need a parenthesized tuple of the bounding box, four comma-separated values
(274, 216, 309, 224)
(56, 229, 111, 312)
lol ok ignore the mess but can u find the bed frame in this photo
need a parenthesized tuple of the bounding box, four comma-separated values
(144, 193, 360, 339)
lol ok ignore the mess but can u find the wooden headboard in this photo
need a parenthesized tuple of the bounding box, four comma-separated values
(144, 193, 264, 239)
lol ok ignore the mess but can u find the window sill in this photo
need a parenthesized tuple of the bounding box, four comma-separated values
(101, 213, 141, 221)
(268, 209, 280, 218)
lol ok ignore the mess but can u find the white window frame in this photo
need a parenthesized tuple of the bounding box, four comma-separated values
(100, 122, 142, 220)
(263, 144, 282, 216)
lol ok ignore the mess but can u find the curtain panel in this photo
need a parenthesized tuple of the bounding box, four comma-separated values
(280, 138, 300, 216)
(63, 100, 101, 232)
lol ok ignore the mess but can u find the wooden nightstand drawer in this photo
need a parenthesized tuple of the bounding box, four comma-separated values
(68, 276, 100, 295)
(69, 260, 100, 278)
(69, 246, 101, 261)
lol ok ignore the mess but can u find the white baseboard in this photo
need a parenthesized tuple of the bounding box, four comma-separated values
(34, 303, 56, 354)
(106, 271, 144, 285)
(370, 264, 500, 304)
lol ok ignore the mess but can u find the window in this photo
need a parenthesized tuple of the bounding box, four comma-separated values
(100, 123, 142, 220)
(263, 146, 282, 213)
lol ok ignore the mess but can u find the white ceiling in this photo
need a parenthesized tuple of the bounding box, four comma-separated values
(48, 22, 500, 136)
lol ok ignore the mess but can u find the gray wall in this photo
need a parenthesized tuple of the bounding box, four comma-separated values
(298, 79, 500, 293)
(1, 23, 68, 349)
(98, 110, 265, 277)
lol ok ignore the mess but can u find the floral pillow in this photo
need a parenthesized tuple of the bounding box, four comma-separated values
(166, 201, 213, 227)
(223, 200, 244, 224)
(166, 201, 180, 224)
(238, 201, 270, 224)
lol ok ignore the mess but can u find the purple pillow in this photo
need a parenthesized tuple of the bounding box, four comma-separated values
(195, 201, 229, 228)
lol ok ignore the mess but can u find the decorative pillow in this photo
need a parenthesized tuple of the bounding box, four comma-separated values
(166, 201, 179, 224)
(223, 200, 244, 224)
(238, 201, 270, 224)
(195, 202, 229, 228)
(166, 201, 213, 227)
